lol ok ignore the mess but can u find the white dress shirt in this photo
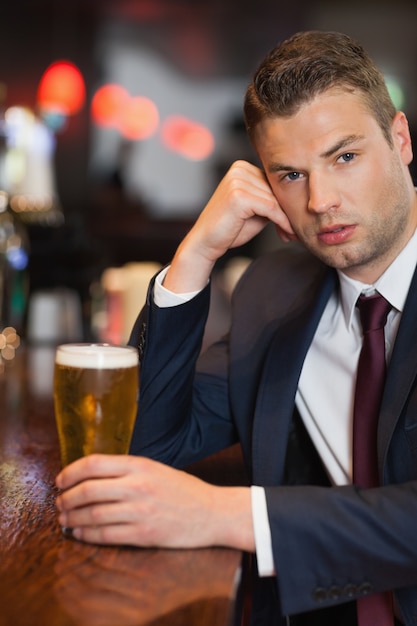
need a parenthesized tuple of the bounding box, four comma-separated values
(153, 228, 417, 576)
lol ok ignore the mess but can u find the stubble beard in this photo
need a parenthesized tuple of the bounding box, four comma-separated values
(299, 172, 413, 279)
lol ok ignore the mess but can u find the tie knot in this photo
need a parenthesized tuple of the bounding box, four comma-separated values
(357, 293, 392, 334)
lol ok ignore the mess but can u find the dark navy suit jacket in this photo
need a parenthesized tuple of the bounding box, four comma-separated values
(128, 245, 417, 625)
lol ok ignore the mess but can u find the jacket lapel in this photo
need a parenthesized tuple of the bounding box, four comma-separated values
(251, 270, 337, 486)
(379, 263, 417, 473)
(250, 258, 417, 487)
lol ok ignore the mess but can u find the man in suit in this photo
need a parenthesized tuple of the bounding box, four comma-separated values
(56, 31, 417, 624)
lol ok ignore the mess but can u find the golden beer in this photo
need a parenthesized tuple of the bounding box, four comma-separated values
(54, 343, 139, 467)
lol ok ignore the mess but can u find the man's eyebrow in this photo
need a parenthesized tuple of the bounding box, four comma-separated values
(320, 134, 365, 159)
(267, 134, 366, 173)
(267, 162, 297, 173)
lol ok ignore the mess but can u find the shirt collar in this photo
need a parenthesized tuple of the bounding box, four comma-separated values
(337, 227, 417, 328)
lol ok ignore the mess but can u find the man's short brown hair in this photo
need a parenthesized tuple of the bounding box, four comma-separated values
(244, 31, 397, 146)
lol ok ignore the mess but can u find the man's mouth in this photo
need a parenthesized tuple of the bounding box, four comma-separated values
(317, 224, 356, 245)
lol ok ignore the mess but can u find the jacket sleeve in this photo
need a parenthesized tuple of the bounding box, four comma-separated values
(128, 277, 238, 467)
(265, 480, 417, 618)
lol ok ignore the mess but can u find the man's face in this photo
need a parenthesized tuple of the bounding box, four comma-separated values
(253, 88, 417, 283)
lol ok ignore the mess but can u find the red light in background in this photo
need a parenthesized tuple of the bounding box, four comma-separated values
(161, 115, 215, 160)
(91, 86, 159, 141)
(91, 84, 130, 127)
(118, 96, 159, 140)
(37, 61, 86, 115)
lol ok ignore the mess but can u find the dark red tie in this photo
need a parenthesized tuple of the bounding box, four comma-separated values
(353, 293, 394, 625)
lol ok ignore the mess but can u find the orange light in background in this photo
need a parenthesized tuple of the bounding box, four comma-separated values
(91, 84, 130, 128)
(161, 115, 215, 160)
(117, 96, 159, 140)
(37, 61, 86, 115)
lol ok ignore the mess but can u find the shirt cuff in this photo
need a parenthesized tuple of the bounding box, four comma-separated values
(154, 266, 201, 308)
(251, 485, 276, 577)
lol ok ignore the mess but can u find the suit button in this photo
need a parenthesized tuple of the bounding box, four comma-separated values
(342, 584, 357, 598)
(313, 587, 327, 602)
(329, 586, 342, 600)
(358, 582, 373, 596)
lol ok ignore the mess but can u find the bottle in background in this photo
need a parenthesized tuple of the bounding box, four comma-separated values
(0, 190, 30, 336)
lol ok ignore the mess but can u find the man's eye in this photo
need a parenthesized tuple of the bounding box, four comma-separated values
(286, 172, 301, 181)
(339, 153, 355, 163)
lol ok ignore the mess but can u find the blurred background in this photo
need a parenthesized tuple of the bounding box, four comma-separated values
(0, 0, 416, 353)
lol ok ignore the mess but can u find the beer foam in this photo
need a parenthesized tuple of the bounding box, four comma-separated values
(55, 344, 138, 369)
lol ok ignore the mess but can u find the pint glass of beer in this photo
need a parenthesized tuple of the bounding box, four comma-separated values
(54, 343, 139, 467)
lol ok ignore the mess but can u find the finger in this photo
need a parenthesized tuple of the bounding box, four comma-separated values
(56, 454, 139, 490)
(280, 231, 299, 243)
(271, 210, 297, 239)
(69, 518, 198, 549)
(58, 500, 137, 530)
(224, 161, 277, 202)
(71, 522, 137, 546)
(56, 477, 125, 512)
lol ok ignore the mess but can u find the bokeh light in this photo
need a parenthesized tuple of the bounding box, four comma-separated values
(0, 326, 20, 364)
(91, 84, 130, 128)
(385, 76, 405, 110)
(118, 96, 159, 140)
(161, 115, 215, 160)
(91, 85, 159, 141)
(37, 61, 86, 116)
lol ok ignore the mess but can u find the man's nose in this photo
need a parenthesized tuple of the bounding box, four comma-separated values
(307, 172, 341, 214)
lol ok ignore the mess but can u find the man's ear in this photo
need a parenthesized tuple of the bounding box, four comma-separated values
(392, 111, 413, 166)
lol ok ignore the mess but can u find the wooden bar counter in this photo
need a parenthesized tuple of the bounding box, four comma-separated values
(0, 346, 246, 626)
